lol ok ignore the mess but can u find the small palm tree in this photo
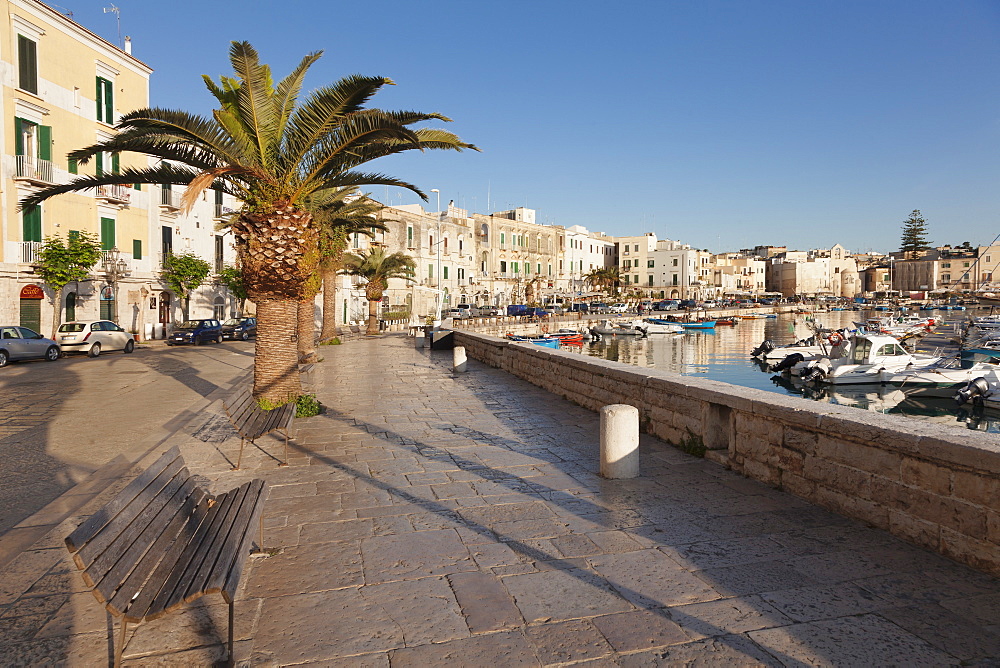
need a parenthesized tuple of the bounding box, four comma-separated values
(342, 247, 415, 335)
(21, 42, 476, 404)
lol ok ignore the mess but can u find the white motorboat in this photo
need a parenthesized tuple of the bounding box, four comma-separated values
(882, 359, 998, 396)
(796, 333, 942, 385)
(633, 319, 684, 334)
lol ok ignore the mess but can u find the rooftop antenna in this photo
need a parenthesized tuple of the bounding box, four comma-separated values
(103, 4, 121, 46)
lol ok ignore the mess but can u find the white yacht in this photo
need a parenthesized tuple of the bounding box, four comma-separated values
(797, 334, 941, 385)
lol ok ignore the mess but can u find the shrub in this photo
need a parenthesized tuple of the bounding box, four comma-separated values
(296, 394, 322, 418)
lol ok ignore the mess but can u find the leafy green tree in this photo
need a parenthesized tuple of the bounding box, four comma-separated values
(34, 232, 102, 336)
(342, 247, 415, 335)
(20, 41, 476, 404)
(900, 210, 931, 259)
(217, 264, 249, 315)
(161, 252, 211, 321)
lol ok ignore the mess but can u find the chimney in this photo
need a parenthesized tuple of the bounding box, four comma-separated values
(124, 36, 132, 55)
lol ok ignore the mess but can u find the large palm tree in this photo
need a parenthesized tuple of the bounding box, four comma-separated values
(20, 42, 476, 404)
(342, 247, 416, 335)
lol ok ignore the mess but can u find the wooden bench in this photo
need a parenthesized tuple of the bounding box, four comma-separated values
(223, 389, 296, 470)
(65, 447, 267, 667)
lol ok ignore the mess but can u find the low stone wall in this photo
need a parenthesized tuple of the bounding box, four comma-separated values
(453, 330, 1000, 576)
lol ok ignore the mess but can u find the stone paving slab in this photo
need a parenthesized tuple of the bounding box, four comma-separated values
(1, 334, 999, 665)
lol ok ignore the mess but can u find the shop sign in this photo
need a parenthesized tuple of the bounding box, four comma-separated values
(19, 284, 44, 299)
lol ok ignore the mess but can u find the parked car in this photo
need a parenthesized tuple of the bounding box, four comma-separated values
(0, 326, 61, 367)
(653, 300, 679, 311)
(609, 303, 629, 313)
(167, 319, 223, 346)
(589, 302, 611, 314)
(221, 317, 257, 340)
(472, 306, 501, 316)
(702, 300, 717, 308)
(678, 300, 698, 310)
(443, 308, 472, 320)
(57, 320, 134, 357)
(569, 303, 590, 313)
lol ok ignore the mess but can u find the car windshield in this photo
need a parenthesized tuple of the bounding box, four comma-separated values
(177, 320, 204, 329)
(58, 323, 86, 332)
(222, 319, 243, 326)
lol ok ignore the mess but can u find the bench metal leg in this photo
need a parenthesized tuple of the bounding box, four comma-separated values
(228, 599, 235, 668)
(111, 614, 127, 668)
(279, 429, 290, 467)
(233, 437, 247, 471)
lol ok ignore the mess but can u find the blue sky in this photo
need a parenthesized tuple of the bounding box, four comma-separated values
(64, 0, 999, 254)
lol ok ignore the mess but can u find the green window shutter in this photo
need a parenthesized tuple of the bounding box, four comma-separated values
(69, 230, 80, 241)
(18, 36, 37, 94)
(134, 183, 141, 190)
(14, 118, 23, 156)
(68, 158, 78, 174)
(428, 264, 433, 279)
(112, 153, 120, 174)
(96, 151, 103, 176)
(22, 206, 42, 242)
(95, 77, 102, 121)
(104, 79, 114, 123)
(132, 239, 142, 260)
(100, 217, 115, 250)
(37, 125, 51, 161)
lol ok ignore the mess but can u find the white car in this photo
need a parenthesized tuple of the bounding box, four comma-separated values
(57, 320, 135, 357)
(609, 303, 629, 313)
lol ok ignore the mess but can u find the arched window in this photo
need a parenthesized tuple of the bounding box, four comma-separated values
(480, 223, 489, 244)
(65, 292, 76, 322)
(481, 252, 489, 273)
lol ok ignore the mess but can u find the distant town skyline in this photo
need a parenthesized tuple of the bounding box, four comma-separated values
(63, 0, 999, 254)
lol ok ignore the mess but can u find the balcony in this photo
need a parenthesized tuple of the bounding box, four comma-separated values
(160, 189, 181, 211)
(96, 184, 131, 205)
(20, 241, 41, 263)
(13, 155, 54, 185)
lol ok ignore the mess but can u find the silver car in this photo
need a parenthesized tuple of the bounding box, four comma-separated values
(0, 326, 61, 367)
(57, 320, 135, 357)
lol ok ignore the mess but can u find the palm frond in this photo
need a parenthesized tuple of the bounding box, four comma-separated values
(19, 164, 201, 210)
(227, 41, 279, 168)
(273, 50, 323, 143)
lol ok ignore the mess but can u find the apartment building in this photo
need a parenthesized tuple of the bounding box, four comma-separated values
(558, 224, 614, 299)
(0, 1, 239, 338)
(765, 244, 859, 298)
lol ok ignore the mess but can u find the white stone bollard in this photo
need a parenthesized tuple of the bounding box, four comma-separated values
(414, 330, 426, 348)
(600, 404, 639, 478)
(453, 346, 467, 373)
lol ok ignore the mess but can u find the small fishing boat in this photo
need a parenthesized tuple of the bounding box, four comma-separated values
(882, 359, 998, 395)
(507, 335, 560, 349)
(591, 320, 647, 336)
(677, 320, 717, 329)
(635, 319, 684, 334)
(797, 333, 942, 385)
(547, 331, 585, 345)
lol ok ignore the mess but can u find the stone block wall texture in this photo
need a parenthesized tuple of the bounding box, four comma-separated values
(453, 331, 1000, 576)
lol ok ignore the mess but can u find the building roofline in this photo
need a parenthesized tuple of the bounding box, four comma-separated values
(27, 0, 153, 73)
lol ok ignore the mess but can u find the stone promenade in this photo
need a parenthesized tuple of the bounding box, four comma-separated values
(1, 334, 999, 666)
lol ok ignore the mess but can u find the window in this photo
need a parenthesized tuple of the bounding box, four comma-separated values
(22, 206, 41, 243)
(458, 268, 465, 280)
(525, 263, 531, 274)
(444, 238, 448, 253)
(459, 238, 463, 253)
(443, 266, 449, 280)
(96, 77, 114, 124)
(624, 275, 630, 285)
(428, 264, 434, 279)
(647, 275, 654, 286)
(95, 151, 119, 176)
(15, 118, 51, 163)
(17, 35, 37, 94)
(214, 235, 224, 272)
(672, 258, 678, 267)
(100, 217, 115, 250)
(513, 262, 519, 274)
(942, 262, 950, 268)
(941, 274, 950, 282)
(133, 239, 142, 261)
(407, 226, 413, 247)
(647, 260, 655, 268)
(634, 244, 639, 252)
(500, 261, 507, 273)
(537, 264, 541, 274)
(500, 232, 505, 247)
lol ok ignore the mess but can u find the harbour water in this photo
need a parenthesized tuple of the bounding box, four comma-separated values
(577, 310, 1000, 434)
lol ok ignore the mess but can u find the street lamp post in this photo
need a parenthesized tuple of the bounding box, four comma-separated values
(431, 188, 442, 317)
(102, 247, 130, 324)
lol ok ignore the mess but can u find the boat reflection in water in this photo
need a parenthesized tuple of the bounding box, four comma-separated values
(582, 311, 999, 434)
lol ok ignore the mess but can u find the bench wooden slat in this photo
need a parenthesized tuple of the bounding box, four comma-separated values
(91, 476, 197, 603)
(226, 394, 258, 427)
(147, 487, 241, 620)
(182, 482, 254, 604)
(74, 458, 186, 575)
(220, 480, 267, 603)
(66, 447, 181, 553)
(107, 486, 208, 618)
(122, 491, 214, 623)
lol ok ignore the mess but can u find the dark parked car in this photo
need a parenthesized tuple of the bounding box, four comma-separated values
(221, 317, 257, 340)
(0, 326, 60, 367)
(167, 319, 223, 346)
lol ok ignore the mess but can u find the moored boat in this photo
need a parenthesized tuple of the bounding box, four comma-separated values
(507, 335, 560, 349)
(635, 319, 684, 334)
(797, 333, 942, 384)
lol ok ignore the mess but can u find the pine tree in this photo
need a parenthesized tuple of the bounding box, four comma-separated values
(900, 210, 931, 259)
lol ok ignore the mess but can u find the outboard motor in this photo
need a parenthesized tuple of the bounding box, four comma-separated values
(800, 358, 832, 383)
(751, 339, 775, 358)
(770, 352, 805, 373)
(588, 327, 603, 342)
(955, 377, 991, 406)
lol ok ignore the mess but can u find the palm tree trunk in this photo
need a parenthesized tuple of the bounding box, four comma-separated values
(254, 298, 301, 403)
(320, 266, 340, 340)
(366, 299, 379, 335)
(297, 298, 318, 363)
